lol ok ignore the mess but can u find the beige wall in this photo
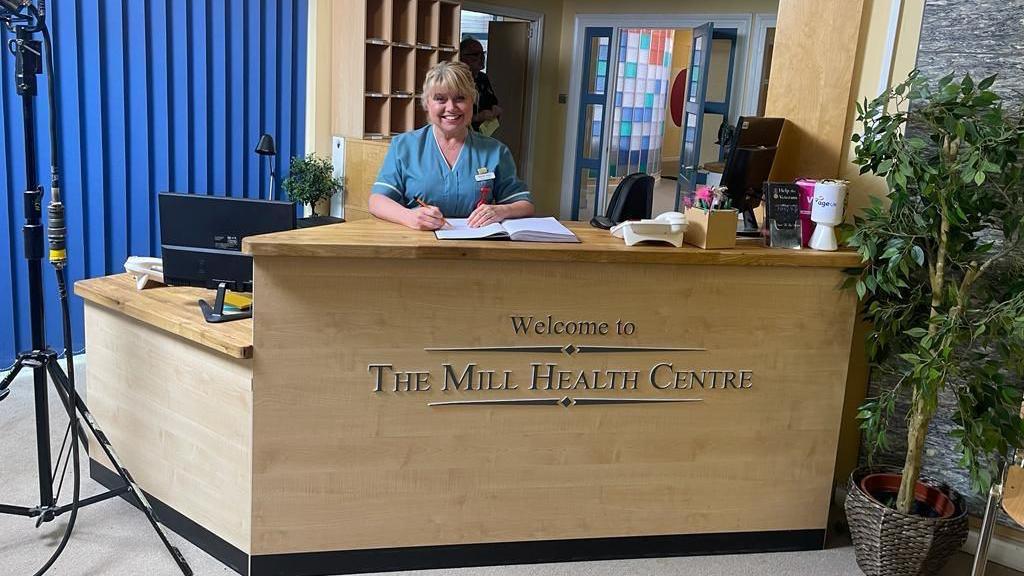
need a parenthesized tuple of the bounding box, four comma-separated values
(842, 0, 925, 218)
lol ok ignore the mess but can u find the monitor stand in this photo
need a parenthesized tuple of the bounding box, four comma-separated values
(736, 209, 762, 238)
(199, 282, 252, 324)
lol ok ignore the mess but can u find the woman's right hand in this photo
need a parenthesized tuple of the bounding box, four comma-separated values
(406, 204, 446, 230)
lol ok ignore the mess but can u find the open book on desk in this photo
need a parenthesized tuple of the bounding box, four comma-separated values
(434, 217, 579, 243)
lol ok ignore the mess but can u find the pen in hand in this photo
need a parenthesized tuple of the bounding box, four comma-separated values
(415, 197, 451, 229)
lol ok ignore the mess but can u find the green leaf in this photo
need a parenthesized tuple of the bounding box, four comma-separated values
(962, 74, 975, 93)
(894, 169, 907, 188)
(856, 280, 867, 300)
(911, 245, 925, 266)
(974, 170, 986, 186)
(978, 74, 996, 90)
(905, 328, 928, 338)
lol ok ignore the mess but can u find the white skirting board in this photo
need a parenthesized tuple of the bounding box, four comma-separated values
(964, 526, 1024, 572)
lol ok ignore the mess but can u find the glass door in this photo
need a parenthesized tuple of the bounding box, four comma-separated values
(675, 22, 713, 210)
(603, 29, 675, 204)
(570, 27, 612, 221)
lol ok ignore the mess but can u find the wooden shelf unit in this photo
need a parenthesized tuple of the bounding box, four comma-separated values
(333, 0, 461, 139)
(392, 0, 416, 44)
(415, 47, 438, 88)
(391, 45, 416, 95)
(364, 43, 391, 95)
(364, 95, 390, 138)
(413, 103, 428, 129)
(416, 0, 440, 46)
(366, 0, 391, 42)
(390, 94, 416, 134)
(439, 1, 459, 49)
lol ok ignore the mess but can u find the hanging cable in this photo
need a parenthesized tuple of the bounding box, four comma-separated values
(32, 269, 80, 576)
(20, 2, 82, 573)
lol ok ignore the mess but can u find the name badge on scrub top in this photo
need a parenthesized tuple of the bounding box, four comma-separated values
(474, 168, 496, 182)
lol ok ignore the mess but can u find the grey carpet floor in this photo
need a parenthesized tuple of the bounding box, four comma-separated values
(0, 356, 1015, 575)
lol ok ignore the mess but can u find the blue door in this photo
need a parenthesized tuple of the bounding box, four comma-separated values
(674, 24, 738, 210)
(675, 22, 714, 210)
(570, 27, 612, 221)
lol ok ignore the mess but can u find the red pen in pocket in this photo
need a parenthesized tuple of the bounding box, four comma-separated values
(476, 184, 491, 209)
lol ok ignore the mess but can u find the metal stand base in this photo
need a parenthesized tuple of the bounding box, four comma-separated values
(199, 282, 252, 324)
(0, 349, 193, 575)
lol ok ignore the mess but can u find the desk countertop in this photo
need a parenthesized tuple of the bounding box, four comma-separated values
(243, 218, 862, 268)
(75, 274, 253, 359)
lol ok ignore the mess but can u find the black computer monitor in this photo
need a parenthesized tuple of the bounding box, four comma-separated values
(719, 116, 784, 235)
(158, 193, 296, 293)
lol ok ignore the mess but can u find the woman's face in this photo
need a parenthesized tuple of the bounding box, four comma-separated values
(426, 89, 472, 133)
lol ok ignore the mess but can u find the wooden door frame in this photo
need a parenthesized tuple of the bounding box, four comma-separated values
(462, 2, 544, 188)
(744, 13, 777, 116)
(560, 13, 752, 219)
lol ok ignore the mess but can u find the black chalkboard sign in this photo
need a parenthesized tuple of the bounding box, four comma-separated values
(764, 182, 802, 249)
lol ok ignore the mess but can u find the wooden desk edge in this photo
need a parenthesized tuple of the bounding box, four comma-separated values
(243, 221, 864, 268)
(74, 277, 253, 359)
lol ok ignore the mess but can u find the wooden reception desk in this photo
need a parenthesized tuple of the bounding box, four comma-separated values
(76, 220, 861, 576)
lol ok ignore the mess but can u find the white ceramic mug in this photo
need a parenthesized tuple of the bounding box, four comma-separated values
(809, 180, 848, 251)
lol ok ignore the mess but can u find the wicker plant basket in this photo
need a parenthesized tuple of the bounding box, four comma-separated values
(845, 466, 968, 576)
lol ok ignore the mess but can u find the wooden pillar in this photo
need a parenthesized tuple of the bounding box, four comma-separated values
(765, 0, 867, 180)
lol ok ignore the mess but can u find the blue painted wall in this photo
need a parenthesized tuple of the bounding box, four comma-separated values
(0, 0, 308, 367)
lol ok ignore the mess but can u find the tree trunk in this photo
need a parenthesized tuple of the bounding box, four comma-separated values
(898, 390, 934, 514)
(896, 186, 950, 515)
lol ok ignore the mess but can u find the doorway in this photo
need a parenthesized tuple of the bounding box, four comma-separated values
(560, 14, 769, 221)
(460, 3, 543, 186)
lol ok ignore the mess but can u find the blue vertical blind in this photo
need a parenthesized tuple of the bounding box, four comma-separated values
(0, 0, 308, 367)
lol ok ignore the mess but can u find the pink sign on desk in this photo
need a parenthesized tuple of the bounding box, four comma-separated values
(795, 179, 817, 247)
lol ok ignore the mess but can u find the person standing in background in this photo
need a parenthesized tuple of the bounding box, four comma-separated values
(459, 37, 502, 134)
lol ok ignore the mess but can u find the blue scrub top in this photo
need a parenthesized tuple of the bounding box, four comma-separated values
(371, 126, 532, 218)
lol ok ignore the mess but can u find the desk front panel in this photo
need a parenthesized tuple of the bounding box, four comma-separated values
(251, 256, 856, 555)
(84, 304, 254, 552)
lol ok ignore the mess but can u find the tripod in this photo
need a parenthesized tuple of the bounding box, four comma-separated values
(0, 5, 191, 575)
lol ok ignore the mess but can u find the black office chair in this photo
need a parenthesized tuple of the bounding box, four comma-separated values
(590, 172, 654, 229)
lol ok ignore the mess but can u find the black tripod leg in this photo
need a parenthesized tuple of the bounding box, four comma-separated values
(44, 363, 193, 576)
(44, 362, 89, 452)
(0, 358, 50, 519)
(0, 359, 26, 401)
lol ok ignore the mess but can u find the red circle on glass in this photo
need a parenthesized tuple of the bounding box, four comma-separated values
(670, 68, 687, 127)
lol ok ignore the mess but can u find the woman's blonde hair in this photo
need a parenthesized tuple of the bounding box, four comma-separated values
(420, 60, 477, 110)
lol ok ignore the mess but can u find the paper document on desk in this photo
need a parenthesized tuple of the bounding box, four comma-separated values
(434, 217, 579, 243)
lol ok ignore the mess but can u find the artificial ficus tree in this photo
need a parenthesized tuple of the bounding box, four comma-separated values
(845, 70, 1024, 515)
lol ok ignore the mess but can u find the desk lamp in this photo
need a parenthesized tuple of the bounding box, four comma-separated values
(255, 133, 277, 200)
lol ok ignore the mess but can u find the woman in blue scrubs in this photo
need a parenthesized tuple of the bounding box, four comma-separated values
(368, 61, 535, 230)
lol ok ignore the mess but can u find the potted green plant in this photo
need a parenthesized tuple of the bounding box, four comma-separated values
(281, 153, 345, 228)
(843, 70, 1024, 575)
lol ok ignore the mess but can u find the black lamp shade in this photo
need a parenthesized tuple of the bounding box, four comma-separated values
(255, 133, 277, 156)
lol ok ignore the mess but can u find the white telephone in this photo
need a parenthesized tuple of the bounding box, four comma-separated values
(124, 256, 164, 290)
(610, 211, 688, 247)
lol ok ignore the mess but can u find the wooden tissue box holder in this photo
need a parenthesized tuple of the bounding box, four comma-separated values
(684, 207, 738, 249)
